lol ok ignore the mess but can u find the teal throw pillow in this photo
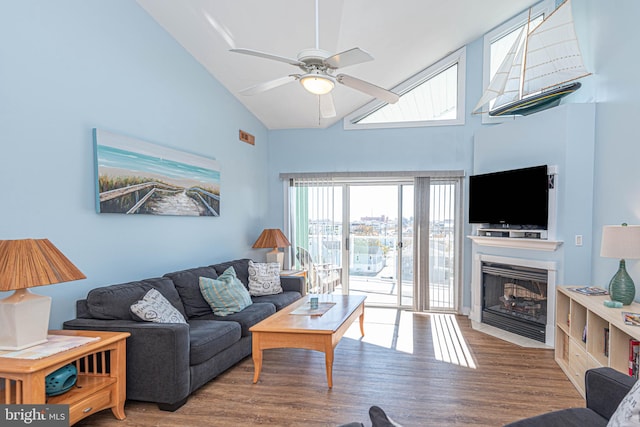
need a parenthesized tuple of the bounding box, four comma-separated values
(199, 267, 253, 316)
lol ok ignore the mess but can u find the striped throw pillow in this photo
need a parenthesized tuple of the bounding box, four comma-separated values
(199, 267, 252, 316)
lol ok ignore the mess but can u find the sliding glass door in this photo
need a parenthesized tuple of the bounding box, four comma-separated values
(286, 175, 460, 312)
(346, 184, 413, 307)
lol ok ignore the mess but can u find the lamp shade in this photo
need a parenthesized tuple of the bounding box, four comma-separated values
(600, 225, 640, 260)
(252, 229, 291, 250)
(0, 239, 85, 350)
(0, 239, 86, 291)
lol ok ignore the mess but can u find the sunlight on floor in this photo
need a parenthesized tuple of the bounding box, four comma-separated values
(429, 313, 477, 369)
(344, 308, 414, 353)
(344, 308, 477, 368)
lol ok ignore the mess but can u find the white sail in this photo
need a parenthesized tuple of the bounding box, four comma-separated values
(493, 35, 526, 109)
(522, 0, 590, 96)
(473, 0, 590, 115)
(472, 26, 525, 113)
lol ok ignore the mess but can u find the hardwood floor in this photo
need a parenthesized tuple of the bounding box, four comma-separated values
(77, 308, 584, 426)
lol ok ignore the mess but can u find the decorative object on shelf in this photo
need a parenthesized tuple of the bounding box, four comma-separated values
(571, 286, 608, 296)
(623, 312, 640, 327)
(0, 239, 86, 350)
(600, 223, 640, 305)
(94, 129, 220, 216)
(604, 300, 623, 308)
(45, 363, 77, 396)
(252, 228, 291, 270)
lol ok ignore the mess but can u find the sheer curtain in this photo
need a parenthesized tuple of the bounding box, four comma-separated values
(287, 177, 342, 294)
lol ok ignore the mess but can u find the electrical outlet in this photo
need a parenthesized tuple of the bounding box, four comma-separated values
(575, 235, 583, 246)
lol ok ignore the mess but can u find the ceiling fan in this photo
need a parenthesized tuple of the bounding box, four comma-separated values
(229, 0, 399, 118)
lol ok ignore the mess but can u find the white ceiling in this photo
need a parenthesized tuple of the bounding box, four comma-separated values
(136, 0, 539, 130)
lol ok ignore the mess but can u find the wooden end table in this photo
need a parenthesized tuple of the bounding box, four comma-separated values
(250, 295, 365, 388)
(0, 330, 130, 425)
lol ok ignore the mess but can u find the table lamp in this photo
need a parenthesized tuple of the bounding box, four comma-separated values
(252, 229, 291, 270)
(600, 224, 640, 305)
(0, 239, 86, 350)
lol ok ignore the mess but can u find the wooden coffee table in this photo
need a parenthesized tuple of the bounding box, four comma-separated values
(249, 294, 365, 388)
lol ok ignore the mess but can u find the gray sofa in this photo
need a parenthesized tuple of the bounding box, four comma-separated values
(505, 367, 635, 426)
(63, 258, 304, 411)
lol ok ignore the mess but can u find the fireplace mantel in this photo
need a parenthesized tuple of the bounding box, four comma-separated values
(468, 235, 563, 251)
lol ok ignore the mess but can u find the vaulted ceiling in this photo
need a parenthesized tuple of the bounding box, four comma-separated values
(136, 0, 539, 130)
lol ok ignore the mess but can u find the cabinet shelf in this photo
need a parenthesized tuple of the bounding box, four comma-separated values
(555, 286, 640, 397)
(47, 375, 116, 405)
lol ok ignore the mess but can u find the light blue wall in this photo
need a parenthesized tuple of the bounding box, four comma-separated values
(587, 0, 640, 291)
(0, 0, 269, 328)
(473, 103, 596, 287)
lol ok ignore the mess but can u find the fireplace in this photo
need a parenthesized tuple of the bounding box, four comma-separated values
(481, 262, 548, 342)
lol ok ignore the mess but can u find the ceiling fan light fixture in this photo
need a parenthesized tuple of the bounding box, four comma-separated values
(300, 73, 335, 95)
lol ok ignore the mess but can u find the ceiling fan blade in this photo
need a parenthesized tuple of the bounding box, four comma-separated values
(336, 74, 400, 104)
(239, 75, 297, 95)
(230, 48, 305, 67)
(319, 93, 336, 118)
(324, 47, 374, 69)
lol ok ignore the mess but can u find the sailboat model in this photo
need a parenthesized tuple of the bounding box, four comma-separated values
(473, 0, 590, 117)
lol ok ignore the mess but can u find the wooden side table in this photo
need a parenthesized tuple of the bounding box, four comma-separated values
(280, 269, 307, 279)
(0, 330, 130, 425)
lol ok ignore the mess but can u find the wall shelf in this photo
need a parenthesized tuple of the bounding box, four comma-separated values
(467, 235, 563, 251)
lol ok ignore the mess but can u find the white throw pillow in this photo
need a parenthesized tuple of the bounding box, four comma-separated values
(130, 288, 187, 324)
(608, 379, 640, 426)
(248, 260, 283, 296)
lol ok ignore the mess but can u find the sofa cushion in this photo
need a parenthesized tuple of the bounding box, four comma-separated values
(199, 267, 253, 316)
(191, 302, 276, 336)
(503, 408, 607, 427)
(212, 259, 251, 287)
(164, 266, 219, 319)
(86, 277, 187, 321)
(252, 291, 301, 310)
(130, 289, 187, 324)
(248, 261, 283, 296)
(187, 320, 242, 366)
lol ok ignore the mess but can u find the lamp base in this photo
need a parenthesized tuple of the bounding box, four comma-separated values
(266, 249, 284, 270)
(609, 259, 636, 306)
(0, 289, 51, 350)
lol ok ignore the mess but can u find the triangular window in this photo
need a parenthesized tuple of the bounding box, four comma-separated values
(345, 47, 465, 129)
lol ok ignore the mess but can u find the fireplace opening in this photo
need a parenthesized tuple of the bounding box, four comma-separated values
(481, 262, 547, 342)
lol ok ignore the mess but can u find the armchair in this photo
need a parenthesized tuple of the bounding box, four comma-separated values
(296, 246, 342, 294)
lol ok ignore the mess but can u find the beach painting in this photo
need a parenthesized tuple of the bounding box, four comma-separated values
(94, 129, 220, 216)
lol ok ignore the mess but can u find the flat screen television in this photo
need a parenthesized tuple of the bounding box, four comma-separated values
(468, 165, 549, 227)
